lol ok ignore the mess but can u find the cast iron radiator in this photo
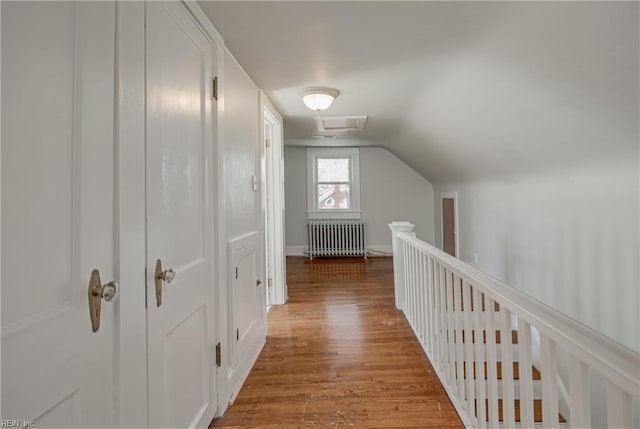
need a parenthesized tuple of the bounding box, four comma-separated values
(307, 219, 366, 259)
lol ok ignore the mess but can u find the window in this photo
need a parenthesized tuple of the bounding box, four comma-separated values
(307, 148, 361, 219)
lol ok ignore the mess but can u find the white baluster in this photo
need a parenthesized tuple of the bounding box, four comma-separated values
(500, 307, 516, 427)
(568, 354, 590, 428)
(473, 288, 487, 428)
(418, 252, 426, 345)
(518, 319, 535, 428)
(414, 248, 420, 334)
(462, 281, 476, 425)
(425, 255, 433, 355)
(607, 381, 631, 429)
(433, 260, 443, 369)
(453, 274, 466, 403)
(413, 247, 419, 330)
(485, 295, 499, 428)
(446, 268, 456, 388)
(440, 264, 451, 379)
(430, 258, 438, 358)
(405, 245, 412, 322)
(402, 241, 409, 313)
(540, 334, 559, 429)
(411, 246, 417, 329)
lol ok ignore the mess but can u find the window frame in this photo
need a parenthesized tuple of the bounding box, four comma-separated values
(306, 147, 361, 219)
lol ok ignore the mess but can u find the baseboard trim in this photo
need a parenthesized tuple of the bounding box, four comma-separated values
(285, 245, 392, 257)
(367, 245, 392, 255)
(228, 337, 266, 404)
(285, 246, 307, 256)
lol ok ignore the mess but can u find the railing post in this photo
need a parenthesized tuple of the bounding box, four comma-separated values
(388, 221, 415, 310)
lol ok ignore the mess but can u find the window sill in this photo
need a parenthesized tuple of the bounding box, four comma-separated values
(307, 210, 362, 220)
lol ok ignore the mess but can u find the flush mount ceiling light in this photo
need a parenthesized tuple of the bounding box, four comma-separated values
(300, 87, 339, 111)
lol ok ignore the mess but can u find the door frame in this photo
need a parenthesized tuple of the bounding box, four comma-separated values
(115, 2, 148, 427)
(259, 91, 287, 306)
(440, 192, 459, 258)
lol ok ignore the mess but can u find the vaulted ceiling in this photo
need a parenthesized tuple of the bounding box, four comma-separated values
(199, 1, 639, 184)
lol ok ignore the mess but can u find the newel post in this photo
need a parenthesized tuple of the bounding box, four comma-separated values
(388, 221, 415, 311)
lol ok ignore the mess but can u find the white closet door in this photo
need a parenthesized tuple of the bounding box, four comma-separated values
(146, 2, 217, 427)
(1, 2, 118, 427)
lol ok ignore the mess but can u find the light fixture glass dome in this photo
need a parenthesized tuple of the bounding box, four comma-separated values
(300, 87, 339, 111)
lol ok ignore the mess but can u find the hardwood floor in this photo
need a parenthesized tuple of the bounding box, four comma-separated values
(211, 256, 463, 428)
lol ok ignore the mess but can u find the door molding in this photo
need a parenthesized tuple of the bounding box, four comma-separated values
(115, 2, 148, 427)
(260, 91, 287, 305)
(440, 192, 459, 258)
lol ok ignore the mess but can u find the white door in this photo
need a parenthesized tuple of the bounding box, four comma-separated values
(146, 2, 217, 427)
(1, 2, 118, 427)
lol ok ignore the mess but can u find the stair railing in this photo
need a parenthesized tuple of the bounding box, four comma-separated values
(389, 221, 639, 428)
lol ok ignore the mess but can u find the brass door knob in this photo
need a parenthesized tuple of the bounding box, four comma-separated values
(159, 268, 176, 284)
(100, 281, 119, 302)
(88, 269, 119, 333)
(154, 259, 176, 307)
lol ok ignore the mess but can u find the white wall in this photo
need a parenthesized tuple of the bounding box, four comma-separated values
(220, 49, 266, 403)
(285, 146, 435, 254)
(283, 146, 307, 253)
(434, 159, 639, 352)
(223, 51, 259, 240)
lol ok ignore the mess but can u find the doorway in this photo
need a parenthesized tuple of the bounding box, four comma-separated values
(441, 192, 458, 257)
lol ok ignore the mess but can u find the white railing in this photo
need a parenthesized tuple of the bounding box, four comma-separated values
(389, 221, 640, 428)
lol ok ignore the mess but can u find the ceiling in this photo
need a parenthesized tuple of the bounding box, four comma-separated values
(198, 1, 639, 184)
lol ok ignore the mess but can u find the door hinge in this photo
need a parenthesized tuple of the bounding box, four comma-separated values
(265, 139, 271, 148)
(235, 267, 238, 279)
(215, 342, 221, 367)
(212, 76, 218, 101)
(268, 278, 273, 288)
(236, 328, 239, 341)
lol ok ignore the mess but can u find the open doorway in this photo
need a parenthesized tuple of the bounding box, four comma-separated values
(441, 192, 459, 257)
(261, 94, 287, 306)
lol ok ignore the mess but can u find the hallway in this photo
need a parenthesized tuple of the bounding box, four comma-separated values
(211, 257, 463, 428)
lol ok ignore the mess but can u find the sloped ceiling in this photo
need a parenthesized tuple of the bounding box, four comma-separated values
(199, 1, 639, 184)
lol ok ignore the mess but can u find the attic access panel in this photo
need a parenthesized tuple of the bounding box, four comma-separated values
(314, 116, 368, 133)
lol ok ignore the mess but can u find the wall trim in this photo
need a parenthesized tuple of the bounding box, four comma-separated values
(181, 0, 224, 47)
(228, 338, 266, 404)
(368, 245, 393, 255)
(286, 246, 307, 256)
(286, 245, 392, 257)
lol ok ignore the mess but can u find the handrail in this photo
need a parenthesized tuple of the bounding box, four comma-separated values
(389, 221, 640, 428)
(398, 231, 640, 396)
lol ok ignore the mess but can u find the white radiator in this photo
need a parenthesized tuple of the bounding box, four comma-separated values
(308, 219, 366, 259)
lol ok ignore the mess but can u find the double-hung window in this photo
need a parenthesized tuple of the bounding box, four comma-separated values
(307, 148, 361, 219)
